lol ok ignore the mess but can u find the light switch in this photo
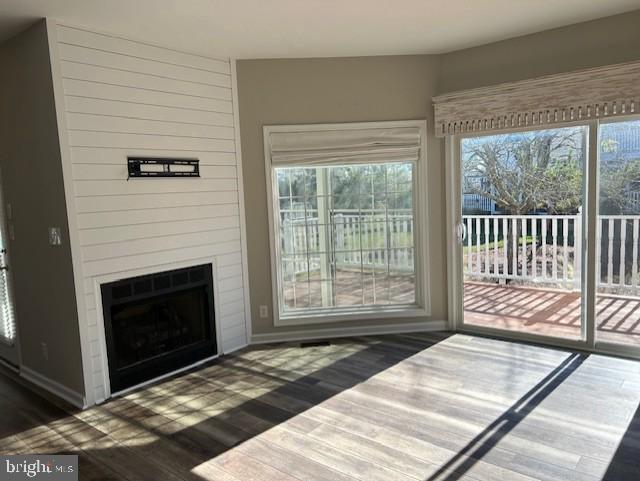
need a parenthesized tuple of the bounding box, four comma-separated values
(49, 227, 62, 246)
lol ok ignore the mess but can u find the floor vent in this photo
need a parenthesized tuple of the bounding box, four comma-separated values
(299, 340, 331, 348)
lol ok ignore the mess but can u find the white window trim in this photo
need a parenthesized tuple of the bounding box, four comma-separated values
(263, 120, 430, 327)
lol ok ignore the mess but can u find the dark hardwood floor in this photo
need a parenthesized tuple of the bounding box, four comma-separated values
(1, 332, 640, 481)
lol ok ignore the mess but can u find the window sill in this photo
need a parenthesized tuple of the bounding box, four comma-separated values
(274, 305, 429, 327)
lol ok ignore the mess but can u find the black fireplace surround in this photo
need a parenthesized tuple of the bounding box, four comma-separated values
(101, 264, 217, 392)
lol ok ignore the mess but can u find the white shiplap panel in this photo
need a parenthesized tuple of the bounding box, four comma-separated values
(70, 147, 236, 166)
(74, 178, 237, 197)
(77, 204, 239, 230)
(65, 97, 234, 127)
(71, 164, 236, 181)
(63, 79, 232, 113)
(61, 61, 230, 100)
(55, 26, 247, 403)
(58, 43, 230, 86)
(218, 276, 244, 293)
(79, 216, 240, 246)
(75, 191, 238, 213)
(82, 242, 241, 277)
(89, 340, 101, 358)
(221, 335, 246, 354)
(67, 130, 235, 151)
(218, 286, 245, 304)
(216, 252, 243, 268)
(217, 263, 243, 280)
(219, 310, 245, 327)
(86, 308, 98, 327)
(66, 113, 235, 139)
(90, 355, 103, 374)
(82, 228, 241, 262)
(221, 299, 244, 317)
(57, 25, 231, 75)
(220, 322, 247, 341)
(85, 293, 96, 311)
(82, 255, 230, 295)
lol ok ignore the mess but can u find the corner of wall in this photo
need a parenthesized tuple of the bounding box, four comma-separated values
(44, 17, 94, 405)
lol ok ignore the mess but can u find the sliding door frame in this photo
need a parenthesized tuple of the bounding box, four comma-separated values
(592, 114, 640, 359)
(446, 120, 601, 354)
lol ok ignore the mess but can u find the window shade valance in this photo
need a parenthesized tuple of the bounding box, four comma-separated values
(268, 126, 422, 166)
(433, 60, 640, 137)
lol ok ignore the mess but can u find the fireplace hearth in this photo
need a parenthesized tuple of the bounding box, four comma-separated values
(101, 264, 217, 392)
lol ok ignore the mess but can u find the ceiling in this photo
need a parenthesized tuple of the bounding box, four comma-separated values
(1, 0, 639, 59)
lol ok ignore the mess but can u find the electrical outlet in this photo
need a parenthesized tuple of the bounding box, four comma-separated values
(41, 342, 49, 361)
(259, 305, 269, 318)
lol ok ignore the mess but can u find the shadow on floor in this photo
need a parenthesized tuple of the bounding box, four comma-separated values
(0, 332, 452, 480)
(425, 351, 587, 481)
(602, 403, 640, 481)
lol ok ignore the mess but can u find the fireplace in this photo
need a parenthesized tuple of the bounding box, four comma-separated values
(101, 264, 217, 392)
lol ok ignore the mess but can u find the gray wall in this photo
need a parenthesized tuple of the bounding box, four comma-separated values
(440, 9, 640, 92)
(237, 55, 446, 334)
(0, 21, 83, 395)
(236, 10, 640, 337)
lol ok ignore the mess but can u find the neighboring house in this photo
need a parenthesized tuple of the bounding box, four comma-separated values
(462, 175, 499, 214)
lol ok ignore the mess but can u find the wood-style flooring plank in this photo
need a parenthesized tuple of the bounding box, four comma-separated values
(1, 332, 639, 481)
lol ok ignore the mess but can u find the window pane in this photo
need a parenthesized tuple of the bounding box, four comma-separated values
(274, 162, 417, 314)
(596, 120, 640, 347)
(461, 126, 587, 340)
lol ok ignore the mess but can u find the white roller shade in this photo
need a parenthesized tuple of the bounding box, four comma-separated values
(268, 126, 421, 166)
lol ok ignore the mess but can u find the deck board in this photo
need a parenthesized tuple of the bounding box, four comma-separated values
(465, 281, 640, 345)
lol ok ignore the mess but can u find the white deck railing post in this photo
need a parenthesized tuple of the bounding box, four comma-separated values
(574, 210, 582, 292)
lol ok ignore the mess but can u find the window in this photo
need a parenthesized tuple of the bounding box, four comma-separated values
(264, 121, 428, 325)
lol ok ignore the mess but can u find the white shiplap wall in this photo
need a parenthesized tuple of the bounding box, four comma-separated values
(50, 23, 249, 403)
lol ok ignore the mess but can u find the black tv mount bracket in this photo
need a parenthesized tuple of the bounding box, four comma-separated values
(127, 157, 200, 179)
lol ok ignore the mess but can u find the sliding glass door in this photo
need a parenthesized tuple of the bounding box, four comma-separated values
(596, 119, 640, 348)
(450, 116, 640, 356)
(458, 125, 588, 341)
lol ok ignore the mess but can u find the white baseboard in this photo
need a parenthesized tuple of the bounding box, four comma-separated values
(250, 320, 448, 344)
(20, 366, 86, 409)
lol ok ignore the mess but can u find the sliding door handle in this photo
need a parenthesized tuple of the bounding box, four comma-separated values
(456, 222, 467, 244)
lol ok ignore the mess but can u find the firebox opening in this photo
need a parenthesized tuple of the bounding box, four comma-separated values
(101, 264, 217, 393)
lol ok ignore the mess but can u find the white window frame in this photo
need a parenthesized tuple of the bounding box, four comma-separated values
(263, 120, 430, 326)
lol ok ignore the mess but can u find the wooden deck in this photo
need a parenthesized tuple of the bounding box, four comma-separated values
(465, 281, 640, 345)
(1, 333, 640, 480)
(285, 272, 640, 347)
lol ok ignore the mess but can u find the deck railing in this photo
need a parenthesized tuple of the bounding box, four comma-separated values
(463, 214, 640, 290)
(463, 215, 581, 289)
(282, 209, 414, 274)
(283, 209, 640, 290)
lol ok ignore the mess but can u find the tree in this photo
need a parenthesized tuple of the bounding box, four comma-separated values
(598, 133, 640, 215)
(462, 127, 585, 275)
(462, 127, 585, 215)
